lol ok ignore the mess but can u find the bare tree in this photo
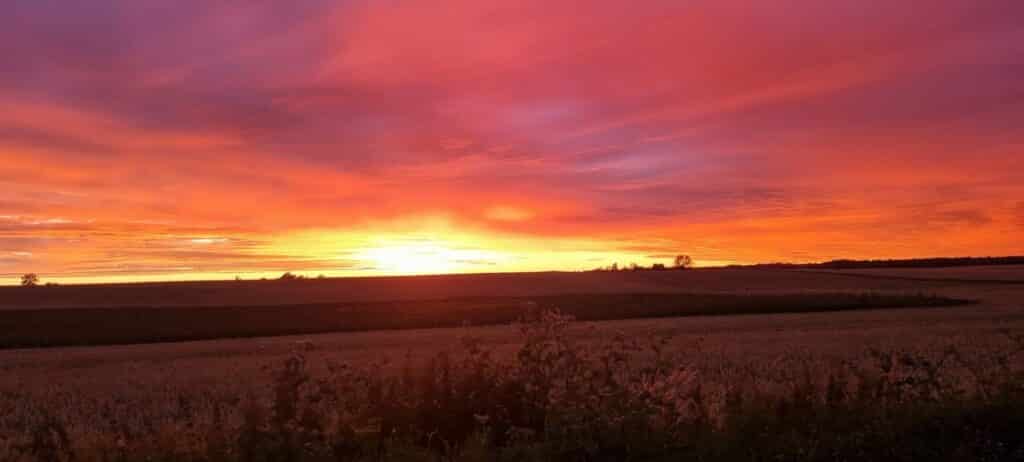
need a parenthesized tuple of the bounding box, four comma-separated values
(674, 255, 693, 269)
(21, 273, 39, 287)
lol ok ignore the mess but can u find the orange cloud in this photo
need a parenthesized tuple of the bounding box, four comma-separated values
(2, 0, 1023, 283)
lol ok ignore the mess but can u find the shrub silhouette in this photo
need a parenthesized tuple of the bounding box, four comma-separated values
(279, 272, 305, 281)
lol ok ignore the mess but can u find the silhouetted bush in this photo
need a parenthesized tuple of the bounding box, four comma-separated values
(279, 272, 304, 281)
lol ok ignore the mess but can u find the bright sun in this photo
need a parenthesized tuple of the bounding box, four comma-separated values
(266, 223, 670, 279)
(354, 242, 499, 275)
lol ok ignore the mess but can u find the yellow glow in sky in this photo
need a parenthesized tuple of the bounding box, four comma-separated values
(352, 242, 507, 275)
(258, 216, 680, 278)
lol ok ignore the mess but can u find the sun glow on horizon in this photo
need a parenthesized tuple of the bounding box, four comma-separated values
(0, 211, 749, 285)
(352, 241, 508, 275)
(256, 218, 681, 279)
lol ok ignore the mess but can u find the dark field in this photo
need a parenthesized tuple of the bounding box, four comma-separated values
(0, 292, 965, 348)
(0, 267, 992, 310)
(2, 267, 1023, 461)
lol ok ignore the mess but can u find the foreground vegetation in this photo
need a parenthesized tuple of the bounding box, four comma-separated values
(2, 309, 1021, 461)
(0, 292, 964, 348)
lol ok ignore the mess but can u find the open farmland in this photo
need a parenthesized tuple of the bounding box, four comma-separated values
(0, 267, 987, 348)
(1, 267, 1021, 385)
(0, 266, 998, 310)
(0, 292, 965, 348)
(1, 267, 1023, 460)
(814, 264, 1024, 283)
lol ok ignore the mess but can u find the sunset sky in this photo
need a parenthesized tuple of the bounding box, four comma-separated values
(2, 1, 1023, 284)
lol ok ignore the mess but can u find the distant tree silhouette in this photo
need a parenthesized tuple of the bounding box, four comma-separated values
(652, 263, 667, 271)
(610, 263, 619, 271)
(279, 272, 298, 281)
(674, 255, 693, 269)
(737, 256, 1024, 270)
(21, 273, 39, 287)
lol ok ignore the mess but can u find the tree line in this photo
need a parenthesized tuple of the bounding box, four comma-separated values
(594, 255, 693, 272)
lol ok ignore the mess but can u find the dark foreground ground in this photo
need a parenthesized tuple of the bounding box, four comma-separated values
(0, 292, 964, 348)
(0, 266, 1001, 348)
(4, 266, 1011, 310)
(1, 267, 1022, 460)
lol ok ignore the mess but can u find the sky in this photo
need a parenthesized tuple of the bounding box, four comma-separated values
(2, 0, 1023, 284)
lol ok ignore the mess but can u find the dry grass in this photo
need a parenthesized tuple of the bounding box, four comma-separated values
(1, 309, 1022, 461)
(1, 269, 1023, 460)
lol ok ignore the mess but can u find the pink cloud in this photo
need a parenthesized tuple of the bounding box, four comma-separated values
(2, 0, 1023, 280)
